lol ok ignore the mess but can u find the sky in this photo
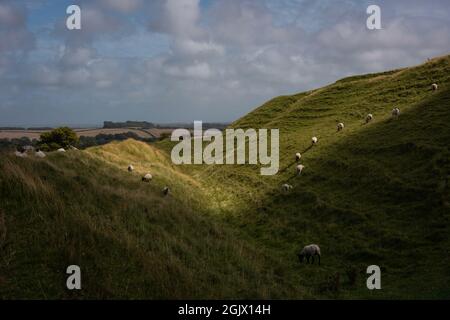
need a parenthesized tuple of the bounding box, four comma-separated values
(1, 0, 450, 127)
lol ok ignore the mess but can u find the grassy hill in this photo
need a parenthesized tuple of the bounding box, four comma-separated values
(1, 55, 450, 299)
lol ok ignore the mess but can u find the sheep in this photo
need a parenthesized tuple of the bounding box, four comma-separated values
(163, 186, 170, 196)
(311, 137, 318, 145)
(128, 165, 134, 172)
(392, 108, 400, 119)
(35, 150, 46, 158)
(57, 148, 66, 153)
(366, 114, 373, 124)
(69, 145, 79, 151)
(281, 183, 293, 192)
(142, 173, 153, 182)
(14, 151, 28, 158)
(296, 164, 305, 176)
(431, 83, 438, 91)
(295, 153, 302, 162)
(297, 244, 321, 265)
(337, 123, 345, 131)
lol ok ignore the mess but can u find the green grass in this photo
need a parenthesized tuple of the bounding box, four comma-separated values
(1, 55, 450, 299)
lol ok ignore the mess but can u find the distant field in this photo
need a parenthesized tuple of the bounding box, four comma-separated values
(0, 128, 175, 140)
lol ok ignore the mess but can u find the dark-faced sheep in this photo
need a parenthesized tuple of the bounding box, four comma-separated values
(163, 187, 170, 196)
(295, 153, 302, 162)
(366, 114, 373, 124)
(298, 244, 321, 265)
(281, 184, 293, 192)
(392, 108, 400, 119)
(431, 83, 438, 91)
(128, 165, 134, 172)
(142, 173, 153, 182)
(312, 137, 318, 145)
(337, 123, 344, 131)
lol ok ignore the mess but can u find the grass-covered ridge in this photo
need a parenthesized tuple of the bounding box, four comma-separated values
(1, 55, 450, 299)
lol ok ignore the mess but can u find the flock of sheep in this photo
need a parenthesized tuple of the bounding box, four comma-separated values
(13, 145, 80, 159)
(285, 82, 439, 265)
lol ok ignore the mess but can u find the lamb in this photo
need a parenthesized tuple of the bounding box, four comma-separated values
(128, 165, 134, 172)
(392, 108, 400, 119)
(296, 164, 305, 176)
(142, 173, 153, 182)
(35, 150, 46, 158)
(295, 153, 302, 162)
(337, 123, 344, 131)
(57, 148, 66, 153)
(366, 114, 373, 124)
(281, 184, 293, 192)
(311, 137, 318, 145)
(163, 187, 170, 196)
(297, 244, 321, 265)
(431, 83, 438, 91)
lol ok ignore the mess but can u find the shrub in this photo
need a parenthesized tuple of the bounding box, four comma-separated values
(39, 127, 79, 151)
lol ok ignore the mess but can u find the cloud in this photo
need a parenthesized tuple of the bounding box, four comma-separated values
(1, 0, 450, 126)
(0, 1, 34, 53)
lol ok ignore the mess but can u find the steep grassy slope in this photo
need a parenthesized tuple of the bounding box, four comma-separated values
(1, 55, 449, 299)
(0, 140, 304, 299)
(182, 55, 450, 298)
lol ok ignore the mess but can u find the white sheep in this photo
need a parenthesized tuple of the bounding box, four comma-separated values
(337, 123, 345, 131)
(366, 114, 373, 124)
(35, 150, 46, 158)
(392, 108, 400, 119)
(142, 173, 153, 182)
(296, 164, 305, 176)
(57, 148, 66, 153)
(69, 145, 79, 151)
(311, 137, 318, 145)
(297, 244, 321, 265)
(431, 83, 438, 91)
(163, 186, 170, 196)
(14, 151, 28, 158)
(281, 184, 293, 192)
(128, 165, 134, 172)
(295, 153, 302, 162)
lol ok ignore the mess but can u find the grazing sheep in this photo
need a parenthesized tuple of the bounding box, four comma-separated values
(337, 123, 345, 131)
(295, 153, 302, 162)
(281, 184, 293, 192)
(14, 151, 28, 158)
(298, 244, 321, 265)
(366, 114, 373, 124)
(128, 165, 134, 172)
(431, 83, 438, 91)
(35, 150, 46, 158)
(296, 164, 305, 176)
(392, 108, 400, 119)
(142, 173, 153, 182)
(163, 187, 170, 196)
(312, 137, 318, 145)
(57, 148, 66, 153)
